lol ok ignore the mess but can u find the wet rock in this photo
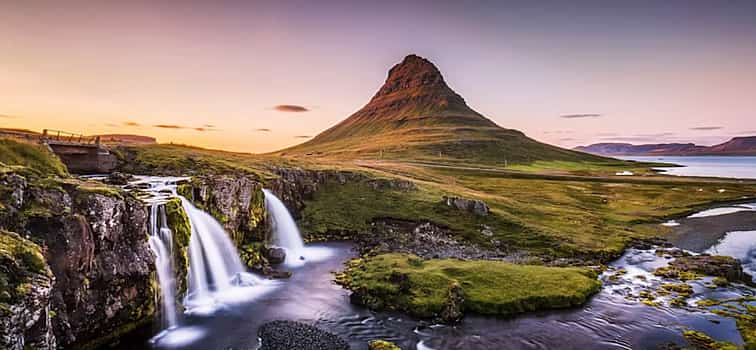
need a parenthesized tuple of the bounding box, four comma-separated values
(628, 237, 672, 250)
(265, 247, 287, 265)
(668, 255, 752, 284)
(183, 175, 267, 246)
(267, 167, 365, 218)
(257, 320, 349, 350)
(104, 172, 133, 185)
(369, 339, 402, 350)
(443, 196, 489, 216)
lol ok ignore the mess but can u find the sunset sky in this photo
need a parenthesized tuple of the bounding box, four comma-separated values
(1, 0, 755, 153)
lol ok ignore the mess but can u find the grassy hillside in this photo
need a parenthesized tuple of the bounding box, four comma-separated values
(0, 138, 68, 177)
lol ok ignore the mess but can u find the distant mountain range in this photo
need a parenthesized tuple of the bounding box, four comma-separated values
(276, 54, 606, 165)
(575, 136, 756, 156)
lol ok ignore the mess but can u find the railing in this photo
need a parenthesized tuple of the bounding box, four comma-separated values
(42, 129, 100, 146)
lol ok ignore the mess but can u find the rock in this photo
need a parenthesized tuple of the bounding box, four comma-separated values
(369, 339, 402, 350)
(0, 171, 155, 348)
(443, 196, 489, 216)
(366, 178, 416, 191)
(257, 320, 349, 350)
(104, 172, 133, 185)
(668, 255, 752, 284)
(480, 224, 494, 237)
(355, 218, 499, 260)
(183, 175, 267, 246)
(265, 247, 287, 265)
(0, 231, 56, 350)
(439, 280, 465, 323)
(261, 266, 292, 279)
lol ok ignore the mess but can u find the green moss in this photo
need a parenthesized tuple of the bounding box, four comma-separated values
(239, 243, 266, 268)
(177, 183, 192, 200)
(661, 283, 694, 297)
(337, 253, 600, 319)
(368, 340, 402, 350)
(682, 330, 739, 350)
(164, 198, 191, 297)
(0, 230, 50, 304)
(0, 138, 68, 177)
(712, 277, 729, 287)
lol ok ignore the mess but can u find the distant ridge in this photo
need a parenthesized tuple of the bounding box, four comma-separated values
(277, 55, 607, 165)
(575, 136, 756, 156)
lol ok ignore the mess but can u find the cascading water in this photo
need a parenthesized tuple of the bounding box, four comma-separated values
(148, 203, 178, 329)
(263, 189, 332, 267)
(262, 189, 305, 263)
(182, 197, 262, 308)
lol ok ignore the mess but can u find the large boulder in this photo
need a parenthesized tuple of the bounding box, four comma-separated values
(443, 196, 489, 216)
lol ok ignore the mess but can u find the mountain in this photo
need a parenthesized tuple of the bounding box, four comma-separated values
(576, 136, 756, 156)
(277, 54, 606, 165)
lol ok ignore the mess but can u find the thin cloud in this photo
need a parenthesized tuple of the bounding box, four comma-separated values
(690, 126, 722, 131)
(0, 114, 16, 119)
(736, 130, 756, 135)
(274, 105, 309, 113)
(153, 124, 186, 129)
(256, 128, 272, 132)
(559, 113, 601, 119)
(294, 135, 311, 139)
(204, 124, 215, 128)
(124, 121, 141, 127)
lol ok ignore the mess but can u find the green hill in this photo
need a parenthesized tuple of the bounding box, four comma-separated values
(277, 54, 609, 166)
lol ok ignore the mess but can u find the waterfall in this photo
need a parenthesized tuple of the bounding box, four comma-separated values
(181, 197, 262, 306)
(262, 189, 305, 264)
(148, 203, 178, 329)
(263, 189, 333, 267)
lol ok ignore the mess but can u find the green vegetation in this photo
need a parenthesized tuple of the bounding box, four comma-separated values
(695, 297, 756, 349)
(0, 138, 68, 177)
(164, 198, 191, 296)
(682, 330, 739, 350)
(301, 162, 756, 260)
(368, 339, 401, 350)
(114, 144, 281, 177)
(336, 253, 600, 319)
(0, 230, 50, 309)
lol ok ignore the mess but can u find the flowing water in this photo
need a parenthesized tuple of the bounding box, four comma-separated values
(263, 189, 333, 267)
(148, 204, 178, 329)
(117, 176, 756, 350)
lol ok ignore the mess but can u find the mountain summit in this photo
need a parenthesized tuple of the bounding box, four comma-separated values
(279, 54, 603, 165)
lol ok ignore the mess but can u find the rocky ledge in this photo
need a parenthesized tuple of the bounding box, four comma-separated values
(0, 171, 155, 349)
(257, 320, 349, 350)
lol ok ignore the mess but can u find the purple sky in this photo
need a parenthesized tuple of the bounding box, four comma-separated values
(1, 0, 755, 152)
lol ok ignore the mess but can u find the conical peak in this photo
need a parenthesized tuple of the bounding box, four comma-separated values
(373, 54, 448, 98)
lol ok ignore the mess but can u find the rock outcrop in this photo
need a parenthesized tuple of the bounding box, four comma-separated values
(0, 171, 155, 348)
(355, 218, 500, 260)
(443, 196, 489, 216)
(266, 167, 365, 218)
(179, 175, 267, 245)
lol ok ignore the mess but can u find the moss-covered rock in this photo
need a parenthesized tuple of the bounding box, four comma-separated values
(682, 329, 739, 350)
(368, 339, 402, 350)
(181, 175, 268, 250)
(164, 198, 191, 297)
(337, 253, 600, 321)
(0, 230, 55, 350)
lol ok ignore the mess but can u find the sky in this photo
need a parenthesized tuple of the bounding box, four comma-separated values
(1, 0, 755, 153)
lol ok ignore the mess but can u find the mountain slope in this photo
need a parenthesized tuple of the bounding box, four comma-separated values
(277, 55, 608, 165)
(576, 136, 756, 156)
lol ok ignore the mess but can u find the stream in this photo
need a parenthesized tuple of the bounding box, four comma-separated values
(113, 177, 756, 350)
